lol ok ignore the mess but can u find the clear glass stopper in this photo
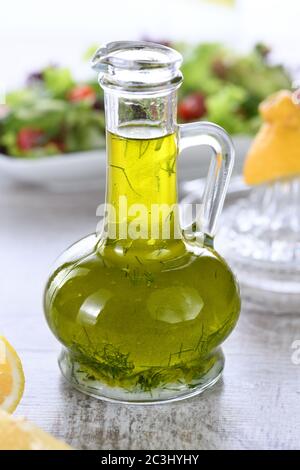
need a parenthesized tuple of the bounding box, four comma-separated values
(91, 41, 183, 92)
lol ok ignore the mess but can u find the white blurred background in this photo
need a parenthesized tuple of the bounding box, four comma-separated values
(1, 0, 300, 89)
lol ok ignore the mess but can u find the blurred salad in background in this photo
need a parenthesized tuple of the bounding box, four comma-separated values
(0, 42, 292, 158)
(177, 42, 292, 133)
(0, 65, 105, 158)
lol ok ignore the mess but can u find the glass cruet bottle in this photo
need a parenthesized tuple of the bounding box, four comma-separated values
(44, 41, 241, 404)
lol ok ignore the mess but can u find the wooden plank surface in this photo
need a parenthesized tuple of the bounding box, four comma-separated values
(1, 181, 299, 450)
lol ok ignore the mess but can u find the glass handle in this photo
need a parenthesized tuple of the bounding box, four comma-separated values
(179, 121, 235, 238)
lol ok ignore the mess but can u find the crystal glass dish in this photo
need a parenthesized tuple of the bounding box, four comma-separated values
(183, 176, 300, 314)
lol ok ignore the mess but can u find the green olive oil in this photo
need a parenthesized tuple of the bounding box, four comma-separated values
(44, 131, 240, 399)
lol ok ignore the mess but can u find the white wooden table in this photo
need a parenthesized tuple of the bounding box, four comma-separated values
(1, 180, 300, 450)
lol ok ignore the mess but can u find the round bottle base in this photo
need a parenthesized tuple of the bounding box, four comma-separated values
(58, 348, 224, 405)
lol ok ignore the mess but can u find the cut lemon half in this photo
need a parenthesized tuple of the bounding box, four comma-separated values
(243, 90, 300, 185)
(0, 336, 25, 413)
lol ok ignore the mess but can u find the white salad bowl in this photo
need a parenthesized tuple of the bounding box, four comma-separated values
(0, 136, 252, 190)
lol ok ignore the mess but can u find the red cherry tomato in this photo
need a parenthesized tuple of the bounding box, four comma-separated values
(17, 128, 44, 151)
(178, 93, 207, 121)
(68, 85, 96, 103)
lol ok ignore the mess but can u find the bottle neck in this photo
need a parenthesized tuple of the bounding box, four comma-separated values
(103, 89, 181, 244)
(104, 88, 178, 136)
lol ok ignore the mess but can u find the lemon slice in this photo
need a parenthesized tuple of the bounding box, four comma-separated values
(0, 409, 71, 450)
(0, 336, 25, 413)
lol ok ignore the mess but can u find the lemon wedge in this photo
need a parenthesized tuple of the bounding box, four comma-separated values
(0, 336, 25, 413)
(244, 90, 300, 185)
(0, 409, 71, 450)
